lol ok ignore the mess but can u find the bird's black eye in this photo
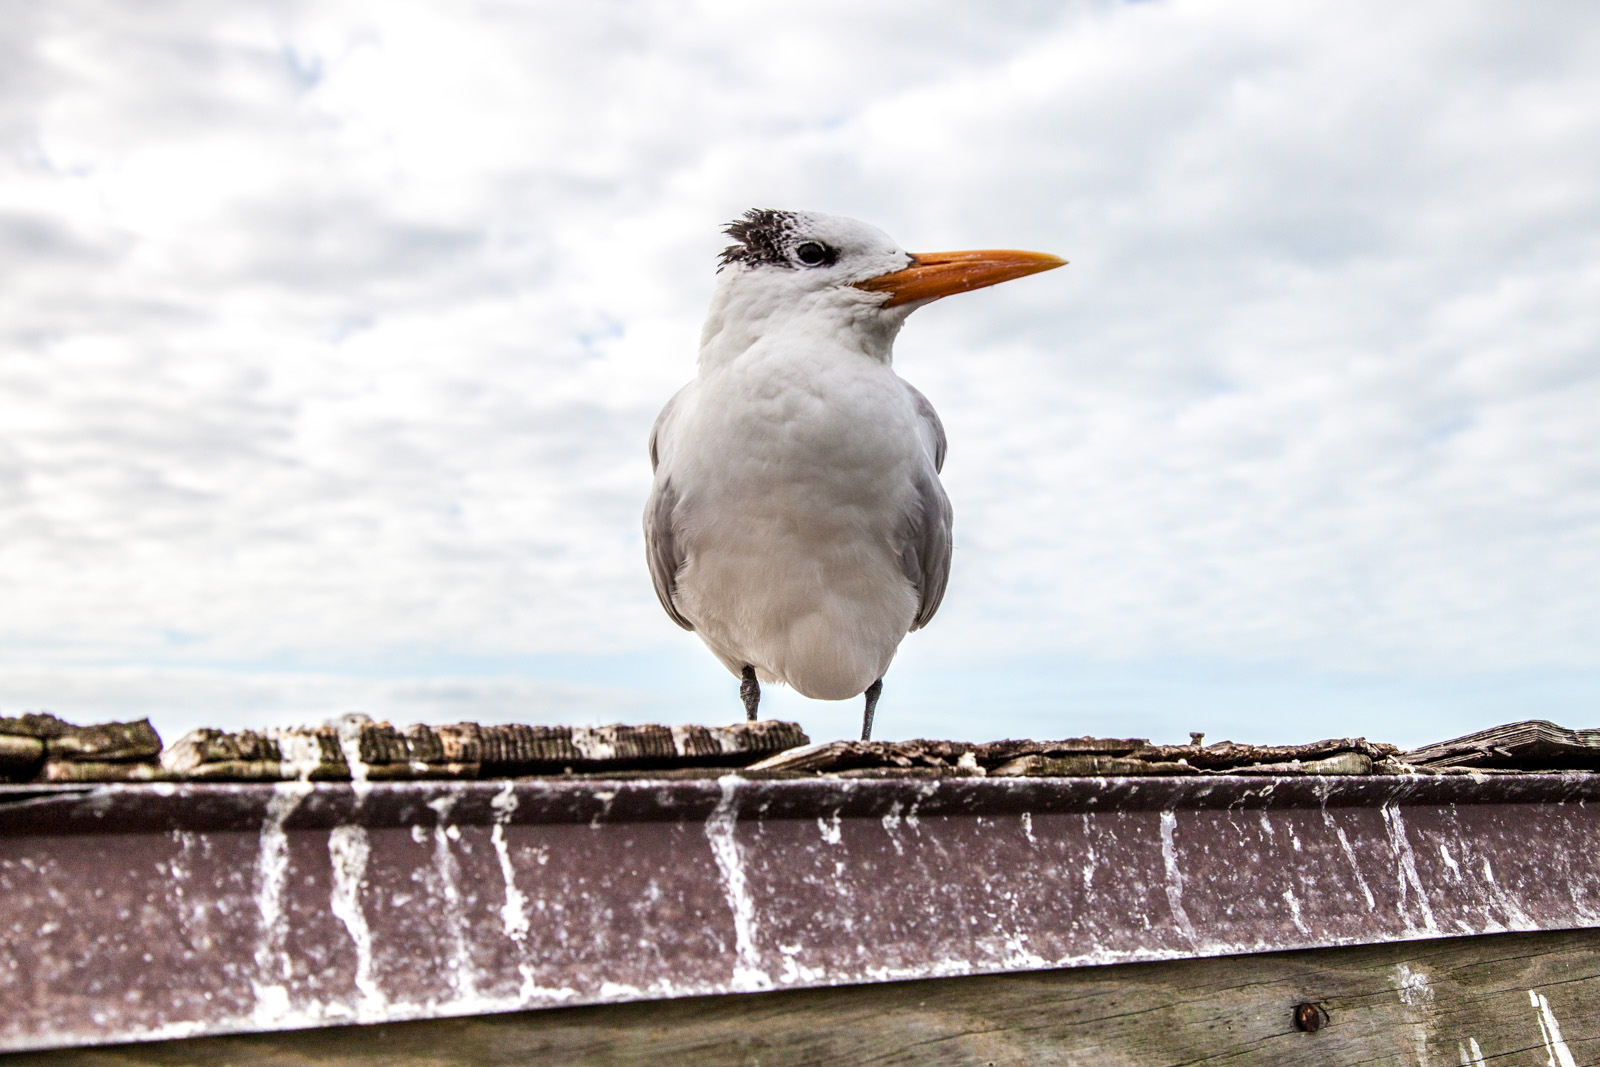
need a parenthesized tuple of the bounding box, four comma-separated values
(794, 241, 832, 267)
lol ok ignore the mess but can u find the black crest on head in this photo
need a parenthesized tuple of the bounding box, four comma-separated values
(719, 209, 799, 269)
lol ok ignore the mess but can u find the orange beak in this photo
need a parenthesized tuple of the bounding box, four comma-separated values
(854, 249, 1067, 307)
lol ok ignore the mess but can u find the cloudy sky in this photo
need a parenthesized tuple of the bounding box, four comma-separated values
(3, 0, 1598, 748)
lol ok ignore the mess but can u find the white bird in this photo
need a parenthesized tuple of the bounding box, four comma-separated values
(645, 210, 1064, 740)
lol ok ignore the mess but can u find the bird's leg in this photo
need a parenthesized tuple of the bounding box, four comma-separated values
(861, 678, 883, 741)
(740, 665, 761, 722)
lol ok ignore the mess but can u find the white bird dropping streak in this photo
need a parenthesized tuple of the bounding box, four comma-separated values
(1532, 991, 1578, 1067)
(335, 716, 374, 800)
(252, 781, 311, 1023)
(427, 795, 477, 1001)
(1324, 810, 1377, 911)
(1381, 802, 1440, 934)
(705, 777, 771, 991)
(645, 210, 1063, 739)
(1159, 809, 1198, 945)
(328, 824, 386, 1018)
(491, 782, 530, 942)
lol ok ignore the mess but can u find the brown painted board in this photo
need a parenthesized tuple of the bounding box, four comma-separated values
(7, 926, 1598, 1066)
(8, 773, 1600, 1052)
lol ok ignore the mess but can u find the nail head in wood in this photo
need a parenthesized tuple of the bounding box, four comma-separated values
(1293, 1001, 1328, 1032)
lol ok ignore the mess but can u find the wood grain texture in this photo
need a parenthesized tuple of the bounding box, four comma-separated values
(14, 927, 1600, 1066)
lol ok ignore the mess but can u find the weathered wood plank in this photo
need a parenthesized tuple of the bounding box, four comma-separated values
(13, 927, 1600, 1066)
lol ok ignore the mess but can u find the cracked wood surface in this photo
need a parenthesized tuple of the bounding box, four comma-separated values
(10, 927, 1599, 1066)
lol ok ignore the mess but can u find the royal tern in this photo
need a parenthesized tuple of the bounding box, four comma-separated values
(645, 210, 1064, 739)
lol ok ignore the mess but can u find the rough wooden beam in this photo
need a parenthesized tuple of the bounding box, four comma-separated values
(1407, 719, 1600, 770)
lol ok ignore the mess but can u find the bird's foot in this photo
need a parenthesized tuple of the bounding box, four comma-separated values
(740, 665, 760, 722)
(861, 678, 883, 741)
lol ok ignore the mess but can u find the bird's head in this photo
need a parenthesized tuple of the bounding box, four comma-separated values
(702, 209, 1065, 363)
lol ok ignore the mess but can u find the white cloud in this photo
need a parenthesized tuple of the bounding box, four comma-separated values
(1, 0, 1597, 743)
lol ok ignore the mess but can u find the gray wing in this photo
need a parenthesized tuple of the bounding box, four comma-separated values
(644, 393, 694, 630)
(905, 382, 947, 472)
(897, 384, 953, 631)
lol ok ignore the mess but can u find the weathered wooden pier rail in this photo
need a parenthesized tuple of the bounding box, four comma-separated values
(4, 717, 1600, 1063)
